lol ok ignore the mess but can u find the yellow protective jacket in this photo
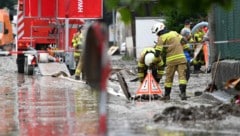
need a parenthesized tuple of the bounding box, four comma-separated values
(137, 47, 164, 82)
(155, 31, 187, 66)
(72, 32, 83, 57)
(194, 29, 205, 43)
(182, 37, 194, 51)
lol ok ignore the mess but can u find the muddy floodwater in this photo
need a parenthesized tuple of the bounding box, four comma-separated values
(0, 55, 240, 136)
(108, 56, 240, 136)
(0, 56, 99, 136)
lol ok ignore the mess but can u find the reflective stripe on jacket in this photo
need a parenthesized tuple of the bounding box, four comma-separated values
(194, 30, 205, 42)
(137, 47, 164, 82)
(155, 31, 186, 65)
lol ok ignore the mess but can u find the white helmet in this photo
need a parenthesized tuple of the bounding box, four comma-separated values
(181, 28, 191, 37)
(144, 53, 155, 66)
(152, 22, 165, 34)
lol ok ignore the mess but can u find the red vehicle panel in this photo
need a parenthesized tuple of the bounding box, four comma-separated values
(24, 0, 38, 17)
(57, 0, 103, 18)
(41, 0, 57, 17)
(16, 0, 102, 75)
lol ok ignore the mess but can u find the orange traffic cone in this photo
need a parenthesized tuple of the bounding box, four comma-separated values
(136, 70, 163, 96)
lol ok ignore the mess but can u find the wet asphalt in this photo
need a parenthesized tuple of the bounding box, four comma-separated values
(0, 55, 240, 136)
(0, 56, 99, 136)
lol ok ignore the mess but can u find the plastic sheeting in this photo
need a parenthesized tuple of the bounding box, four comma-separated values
(38, 62, 71, 76)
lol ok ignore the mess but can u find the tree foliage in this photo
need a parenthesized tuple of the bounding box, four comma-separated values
(0, 0, 17, 11)
(105, 0, 232, 30)
(0, 0, 17, 20)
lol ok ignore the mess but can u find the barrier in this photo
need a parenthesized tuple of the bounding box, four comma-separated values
(0, 49, 75, 55)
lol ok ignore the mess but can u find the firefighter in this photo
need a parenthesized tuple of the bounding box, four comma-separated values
(72, 25, 84, 80)
(137, 47, 164, 83)
(192, 27, 206, 73)
(180, 27, 194, 81)
(152, 22, 188, 100)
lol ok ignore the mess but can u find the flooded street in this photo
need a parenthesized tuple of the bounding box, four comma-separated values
(108, 56, 240, 136)
(0, 55, 240, 136)
(0, 56, 99, 136)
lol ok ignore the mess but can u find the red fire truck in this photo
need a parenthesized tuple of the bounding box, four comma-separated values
(16, 0, 102, 75)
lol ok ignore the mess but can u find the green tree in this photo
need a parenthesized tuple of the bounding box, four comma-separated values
(0, 0, 17, 11)
(0, 0, 18, 20)
(160, 8, 208, 32)
(105, 0, 232, 30)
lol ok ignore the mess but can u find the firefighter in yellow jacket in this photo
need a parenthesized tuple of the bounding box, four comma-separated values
(138, 47, 164, 83)
(192, 27, 206, 73)
(152, 22, 188, 100)
(72, 26, 84, 80)
(180, 27, 195, 81)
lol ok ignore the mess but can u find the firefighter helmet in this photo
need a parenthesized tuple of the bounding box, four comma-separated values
(181, 28, 191, 37)
(152, 22, 165, 34)
(144, 53, 155, 66)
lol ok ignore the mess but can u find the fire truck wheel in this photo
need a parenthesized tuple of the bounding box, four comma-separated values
(17, 55, 24, 73)
(24, 56, 34, 75)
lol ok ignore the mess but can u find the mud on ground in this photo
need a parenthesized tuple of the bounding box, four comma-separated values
(109, 55, 240, 136)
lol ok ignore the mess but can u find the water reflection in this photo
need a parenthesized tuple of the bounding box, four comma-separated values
(17, 76, 99, 136)
(74, 88, 99, 135)
(0, 87, 18, 136)
(17, 74, 25, 87)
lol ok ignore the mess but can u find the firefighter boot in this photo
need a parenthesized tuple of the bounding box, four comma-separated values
(75, 68, 81, 80)
(160, 87, 171, 100)
(179, 84, 187, 100)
